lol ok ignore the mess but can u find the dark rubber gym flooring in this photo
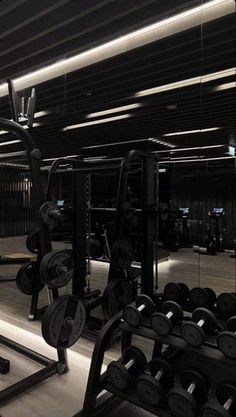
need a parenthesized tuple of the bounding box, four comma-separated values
(0, 236, 235, 417)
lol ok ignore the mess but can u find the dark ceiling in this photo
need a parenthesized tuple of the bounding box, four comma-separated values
(0, 0, 235, 163)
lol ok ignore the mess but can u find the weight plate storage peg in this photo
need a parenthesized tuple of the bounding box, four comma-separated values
(102, 278, 134, 320)
(201, 383, 236, 417)
(110, 239, 134, 269)
(39, 201, 61, 225)
(151, 301, 183, 336)
(167, 369, 209, 417)
(123, 294, 155, 327)
(217, 293, 236, 317)
(181, 307, 217, 347)
(40, 249, 74, 288)
(26, 230, 40, 254)
(42, 295, 86, 349)
(107, 346, 147, 391)
(189, 287, 216, 309)
(16, 261, 44, 295)
(137, 358, 174, 407)
(217, 316, 236, 359)
(164, 282, 190, 304)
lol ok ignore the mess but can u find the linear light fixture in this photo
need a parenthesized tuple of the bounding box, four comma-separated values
(83, 137, 175, 149)
(213, 81, 236, 92)
(42, 155, 80, 162)
(0, 140, 21, 146)
(160, 156, 235, 164)
(148, 137, 175, 148)
(163, 127, 221, 137)
(87, 103, 141, 119)
(170, 155, 204, 160)
(0, 122, 41, 136)
(153, 144, 225, 154)
(62, 114, 131, 131)
(0, 0, 233, 97)
(135, 68, 235, 97)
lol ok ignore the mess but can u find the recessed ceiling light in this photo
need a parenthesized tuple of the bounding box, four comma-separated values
(62, 114, 131, 131)
(0, 0, 232, 96)
(163, 127, 221, 137)
(87, 103, 141, 118)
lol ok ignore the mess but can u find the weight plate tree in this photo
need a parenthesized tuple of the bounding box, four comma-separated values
(42, 295, 86, 349)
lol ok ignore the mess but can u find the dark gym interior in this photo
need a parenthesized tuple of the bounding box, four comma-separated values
(0, 1, 235, 416)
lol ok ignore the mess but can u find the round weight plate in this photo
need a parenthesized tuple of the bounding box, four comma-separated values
(216, 383, 236, 411)
(111, 239, 134, 269)
(90, 237, 104, 259)
(42, 295, 86, 349)
(217, 293, 236, 316)
(26, 231, 40, 254)
(205, 288, 216, 307)
(162, 301, 183, 324)
(123, 305, 142, 327)
(123, 346, 147, 376)
(190, 288, 209, 309)
(201, 402, 230, 417)
(181, 322, 206, 347)
(16, 261, 44, 295)
(40, 250, 74, 288)
(192, 308, 217, 331)
(164, 283, 182, 301)
(107, 361, 130, 391)
(181, 370, 208, 402)
(217, 331, 236, 359)
(137, 294, 155, 317)
(227, 316, 236, 331)
(40, 201, 60, 225)
(152, 312, 173, 336)
(137, 375, 163, 406)
(150, 358, 174, 386)
(167, 388, 198, 417)
(102, 279, 134, 320)
(178, 283, 190, 301)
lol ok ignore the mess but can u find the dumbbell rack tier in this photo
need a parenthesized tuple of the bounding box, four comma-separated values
(76, 311, 236, 417)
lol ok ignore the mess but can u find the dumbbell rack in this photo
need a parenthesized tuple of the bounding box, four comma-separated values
(75, 307, 236, 417)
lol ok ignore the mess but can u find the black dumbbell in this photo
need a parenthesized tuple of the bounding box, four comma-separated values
(167, 370, 208, 417)
(201, 382, 236, 417)
(189, 287, 216, 309)
(107, 346, 147, 391)
(123, 294, 155, 327)
(151, 301, 183, 336)
(136, 358, 174, 406)
(164, 282, 190, 304)
(181, 307, 217, 347)
(217, 293, 236, 317)
(217, 316, 236, 359)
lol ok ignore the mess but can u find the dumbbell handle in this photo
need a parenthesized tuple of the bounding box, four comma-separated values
(59, 265, 69, 274)
(154, 369, 164, 380)
(197, 319, 205, 328)
(224, 397, 233, 410)
(137, 304, 146, 312)
(125, 359, 135, 370)
(166, 311, 174, 320)
(187, 383, 196, 395)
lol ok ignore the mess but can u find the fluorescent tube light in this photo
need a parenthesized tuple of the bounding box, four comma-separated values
(87, 103, 141, 118)
(62, 114, 131, 131)
(0, 0, 233, 96)
(163, 127, 221, 137)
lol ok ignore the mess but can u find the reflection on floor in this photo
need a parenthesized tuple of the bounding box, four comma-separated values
(0, 237, 235, 416)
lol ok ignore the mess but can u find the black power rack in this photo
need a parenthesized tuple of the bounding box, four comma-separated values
(75, 302, 236, 417)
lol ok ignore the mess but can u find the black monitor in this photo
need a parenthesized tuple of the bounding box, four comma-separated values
(179, 207, 190, 218)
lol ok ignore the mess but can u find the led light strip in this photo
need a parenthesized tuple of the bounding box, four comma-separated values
(0, 0, 233, 97)
(62, 114, 131, 130)
(163, 127, 221, 137)
(87, 103, 141, 118)
(160, 156, 235, 163)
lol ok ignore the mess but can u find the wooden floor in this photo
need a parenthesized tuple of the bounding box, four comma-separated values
(0, 236, 235, 417)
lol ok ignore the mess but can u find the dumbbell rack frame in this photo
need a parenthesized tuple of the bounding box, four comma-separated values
(75, 306, 236, 417)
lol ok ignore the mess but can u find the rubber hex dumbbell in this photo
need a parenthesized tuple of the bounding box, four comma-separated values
(164, 282, 190, 304)
(189, 287, 216, 309)
(217, 316, 236, 359)
(217, 293, 236, 317)
(107, 346, 147, 391)
(181, 307, 217, 347)
(201, 382, 236, 417)
(151, 301, 183, 336)
(167, 370, 209, 417)
(123, 295, 155, 327)
(136, 358, 174, 406)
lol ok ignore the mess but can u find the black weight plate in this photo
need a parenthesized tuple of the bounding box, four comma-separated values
(90, 237, 104, 259)
(181, 370, 208, 401)
(150, 358, 174, 385)
(107, 361, 130, 391)
(201, 402, 230, 417)
(164, 283, 182, 301)
(40, 250, 74, 288)
(40, 201, 60, 225)
(162, 301, 183, 323)
(167, 388, 198, 417)
(216, 383, 236, 408)
(190, 288, 209, 309)
(102, 279, 134, 320)
(42, 295, 86, 349)
(181, 322, 205, 347)
(205, 288, 216, 307)
(192, 308, 217, 331)
(16, 261, 44, 295)
(123, 346, 147, 375)
(137, 294, 155, 316)
(217, 331, 236, 359)
(111, 239, 134, 269)
(227, 316, 236, 331)
(217, 293, 236, 316)
(26, 231, 40, 254)
(123, 305, 142, 327)
(137, 375, 163, 406)
(178, 283, 190, 301)
(152, 312, 173, 336)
